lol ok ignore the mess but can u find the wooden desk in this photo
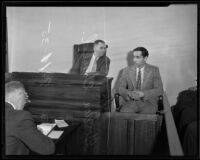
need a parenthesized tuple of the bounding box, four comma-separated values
(52, 122, 81, 155)
(33, 121, 81, 155)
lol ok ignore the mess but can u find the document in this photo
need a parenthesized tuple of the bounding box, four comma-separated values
(55, 119, 69, 128)
(37, 123, 56, 136)
(48, 130, 64, 139)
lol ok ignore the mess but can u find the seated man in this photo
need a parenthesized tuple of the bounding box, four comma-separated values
(172, 84, 198, 155)
(5, 81, 55, 155)
(70, 40, 110, 76)
(118, 47, 163, 114)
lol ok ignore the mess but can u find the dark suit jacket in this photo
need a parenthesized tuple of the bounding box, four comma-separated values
(69, 53, 110, 76)
(118, 63, 164, 111)
(5, 102, 55, 155)
(172, 89, 198, 144)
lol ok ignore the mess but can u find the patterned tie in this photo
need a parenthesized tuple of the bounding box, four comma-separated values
(136, 68, 141, 90)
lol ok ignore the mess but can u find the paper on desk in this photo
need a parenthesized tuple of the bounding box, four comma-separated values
(55, 119, 69, 128)
(37, 123, 56, 136)
(48, 130, 63, 139)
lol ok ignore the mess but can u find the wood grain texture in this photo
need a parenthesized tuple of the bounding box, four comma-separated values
(102, 112, 162, 155)
(107, 118, 128, 155)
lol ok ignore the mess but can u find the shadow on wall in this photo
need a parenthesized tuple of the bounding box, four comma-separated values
(111, 51, 134, 112)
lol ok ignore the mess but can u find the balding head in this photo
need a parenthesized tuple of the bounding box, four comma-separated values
(5, 81, 29, 110)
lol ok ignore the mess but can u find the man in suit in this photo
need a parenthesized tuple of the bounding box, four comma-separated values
(119, 47, 163, 114)
(172, 84, 198, 155)
(5, 81, 55, 155)
(70, 40, 110, 76)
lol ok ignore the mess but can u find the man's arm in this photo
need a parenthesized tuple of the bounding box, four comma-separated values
(16, 111, 55, 155)
(97, 57, 110, 76)
(143, 67, 164, 100)
(118, 69, 131, 101)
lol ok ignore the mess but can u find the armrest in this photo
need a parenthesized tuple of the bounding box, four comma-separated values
(114, 93, 122, 112)
(156, 95, 164, 115)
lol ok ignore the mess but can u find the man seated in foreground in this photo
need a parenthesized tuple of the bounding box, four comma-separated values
(5, 81, 55, 155)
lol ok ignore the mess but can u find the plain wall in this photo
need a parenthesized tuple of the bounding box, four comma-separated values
(6, 5, 197, 106)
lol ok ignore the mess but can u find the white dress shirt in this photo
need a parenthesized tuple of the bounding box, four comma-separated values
(136, 66, 145, 86)
(6, 101, 16, 110)
(85, 54, 100, 75)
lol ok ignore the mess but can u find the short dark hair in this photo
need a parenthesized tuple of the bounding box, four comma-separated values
(94, 39, 108, 48)
(132, 47, 149, 57)
(5, 81, 24, 95)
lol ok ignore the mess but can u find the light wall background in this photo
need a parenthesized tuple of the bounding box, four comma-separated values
(6, 5, 197, 106)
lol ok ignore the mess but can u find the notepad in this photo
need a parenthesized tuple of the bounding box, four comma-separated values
(48, 130, 63, 139)
(55, 119, 69, 128)
(37, 123, 56, 136)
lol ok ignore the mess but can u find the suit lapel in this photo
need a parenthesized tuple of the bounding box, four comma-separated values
(96, 55, 105, 71)
(142, 64, 151, 90)
(129, 65, 137, 89)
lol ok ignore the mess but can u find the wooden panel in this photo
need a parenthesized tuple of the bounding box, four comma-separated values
(102, 112, 162, 155)
(28, 107, 101, 120)
(26, 99, 101, 111)
(11, 72, 109, 86)
(127, 119, 135, 155)
(103, 112, 159, 121)
(107, 118, 128, 155)
(134, 119, 159, 155)
(25, 85, 101, 103)
(163, 93, 184, 156)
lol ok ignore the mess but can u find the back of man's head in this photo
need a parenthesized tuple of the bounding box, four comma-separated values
(5, 81, 25, 110)
(5, 81, 24, 95)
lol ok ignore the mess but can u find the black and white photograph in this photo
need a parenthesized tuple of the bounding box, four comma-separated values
(2, 1, 199, 158)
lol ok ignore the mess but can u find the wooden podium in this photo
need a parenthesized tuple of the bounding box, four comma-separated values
(6, 72, 113, 154)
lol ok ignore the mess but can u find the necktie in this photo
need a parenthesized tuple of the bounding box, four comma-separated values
(136, 68, 141, 90)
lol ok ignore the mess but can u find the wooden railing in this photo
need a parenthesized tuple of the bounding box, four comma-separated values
(163, 92, 184, 156)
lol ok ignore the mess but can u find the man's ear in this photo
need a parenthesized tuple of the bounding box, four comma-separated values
(144, 57, 148, 62)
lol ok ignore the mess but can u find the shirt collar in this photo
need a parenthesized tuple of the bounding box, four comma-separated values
(6, 101, 16, 110)
(137, 65, 145, 71)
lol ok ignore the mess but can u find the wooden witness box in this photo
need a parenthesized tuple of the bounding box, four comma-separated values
(6, 72, 171, 155)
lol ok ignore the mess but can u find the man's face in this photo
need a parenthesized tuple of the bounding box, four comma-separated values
(15, 88, 29, 110)
(93, 42, 107, 57)
(133, 51, 147, 67)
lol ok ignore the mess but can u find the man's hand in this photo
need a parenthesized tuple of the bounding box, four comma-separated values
(127, 90, 145, 100)
(128, 91, 140, 100)
(134, 90, 145, 98)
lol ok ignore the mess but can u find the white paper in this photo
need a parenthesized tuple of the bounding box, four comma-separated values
(48, 130, 63, 139)
(37, 123, 56, 136)
(55, 119, 69, 128)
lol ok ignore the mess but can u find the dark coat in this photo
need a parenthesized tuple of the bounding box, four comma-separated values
(5, 102, 55, 155)
(69, 53, 110, 76)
